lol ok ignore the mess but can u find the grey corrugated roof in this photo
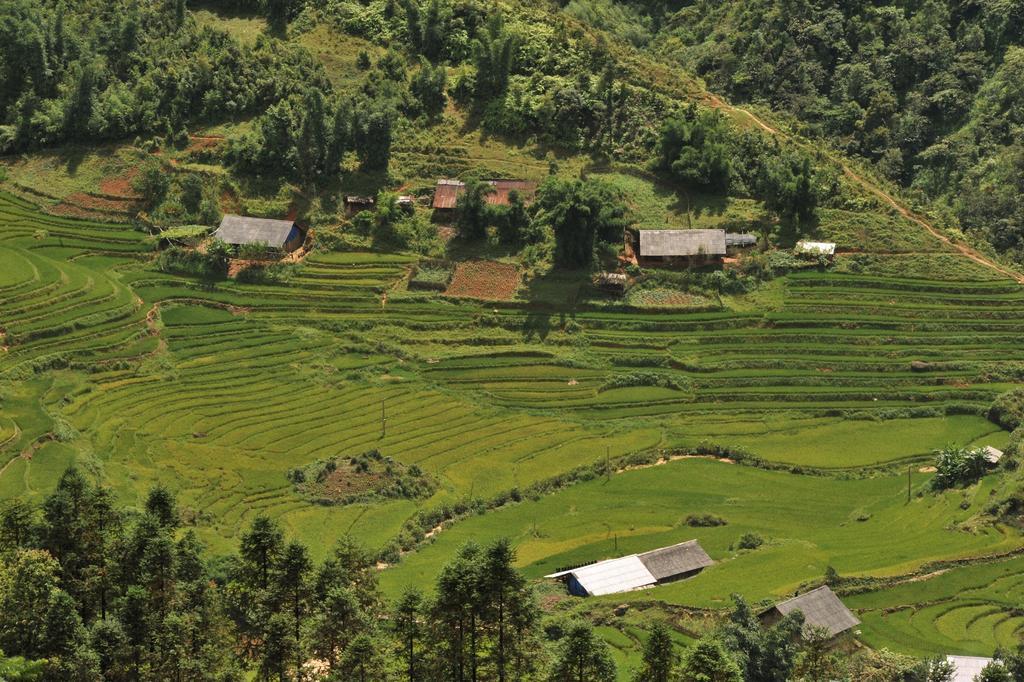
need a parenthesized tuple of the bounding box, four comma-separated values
(638, 229, 726, 257)
(638, 540, 714, 580)
(214, 215, 295, 248)
(947, 655, 994, 682)
(769, 586, 860, 638)
(725, 233, 757, 247)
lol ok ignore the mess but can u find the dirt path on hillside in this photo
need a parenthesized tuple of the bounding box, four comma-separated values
(704, 94, 1024, 284)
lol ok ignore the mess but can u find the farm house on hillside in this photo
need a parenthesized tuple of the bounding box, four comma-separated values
(431, 179, 538, 214)
(945, 655, 994, 682)
(214, 215, 304, 253)
(545, 540, 714, 597)
(759, 586, 860, 639)
(628, 229, 757, 266)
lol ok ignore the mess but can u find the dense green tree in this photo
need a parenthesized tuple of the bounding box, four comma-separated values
(758, 150, 818, 243)
(273, 540, 312, 678)
(239, 516, 284, 592)
(496, 189, 531, 245)
(995, 643, 1024, 681)
(455, 178, 496, 239)
(978, 662, 1015, 682)
(394, 589, 423, 681)
(678, 637, 742, 682)
(547, 622, 616, 682)
(536, 177, 631, 268)
(353, 100, 395, 172)
(311, 585, 366, 672)
(411, 57, 448, 118)
(656, 105, 732, 192)
(632, 622, 675, 682)
(473, 12, 516, 99)
(722, 594, 804, 682)
(299, 89, 330, 181)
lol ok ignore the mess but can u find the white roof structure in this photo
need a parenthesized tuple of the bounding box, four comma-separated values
(947, 655, 994, 682)
(796, 240, 836, 255)
(546, 540, 715, 596)
(983, 446, 1004, 464)
(548, 555, 656, 596)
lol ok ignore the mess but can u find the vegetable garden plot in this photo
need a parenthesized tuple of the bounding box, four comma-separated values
(445, 260, 521, 300)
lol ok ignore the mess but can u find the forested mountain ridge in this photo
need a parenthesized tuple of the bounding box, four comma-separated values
(638, 0, 1024, 262)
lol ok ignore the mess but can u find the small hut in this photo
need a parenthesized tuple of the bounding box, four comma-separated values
(759, 586, 860, 639)
(595, 272, 628, 294)
(213, 215, 304, 253)
(345, 196, 375, 215)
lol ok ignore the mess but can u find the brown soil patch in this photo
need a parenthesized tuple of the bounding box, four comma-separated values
(228, 258, 273, 278)
(321, 465, 386, 498)
(99, 168, 141, 199)
(919, 466, 937, 473)
(185, 135, 224, 155)
(445, 260, 520, 300)
(66, 192, 138, 212)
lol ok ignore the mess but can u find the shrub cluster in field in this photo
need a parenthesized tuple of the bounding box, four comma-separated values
(155, 241, 230, 279)
(287, 448, 437, 505)
(598, 371, 692, 393)
(931, 446, 992, 491)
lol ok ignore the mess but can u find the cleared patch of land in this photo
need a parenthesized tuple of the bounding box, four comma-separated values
(445, 260, 521, 299)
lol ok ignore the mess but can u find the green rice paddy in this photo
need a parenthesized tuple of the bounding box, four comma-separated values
(1, 189, 1022, 661)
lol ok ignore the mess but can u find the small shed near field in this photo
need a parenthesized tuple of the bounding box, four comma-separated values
(432, 179, 538, 211)
(759, 585, 860, 639)
(595, 271, 628, 294)
(946, 655, 994, 682)
(345, 196, 375, 214)
(983, 446, 1004, 465)
(546, 540, 714, 597)
(214, 215, 303, 253)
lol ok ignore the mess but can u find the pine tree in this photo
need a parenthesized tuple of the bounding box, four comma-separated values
(273, 541, 311, 679)
(633, 622, 675, 682)
(394, 589, 423, 681)
(547, 622, 617, 682)
(240, 516, 284, 591)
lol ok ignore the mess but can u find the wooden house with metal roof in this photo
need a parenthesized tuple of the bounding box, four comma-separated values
(628, 229, 757, 266)
(759, 585, 860, 639)
(213, 215, 304, 253)
(545, 540, 714, 597)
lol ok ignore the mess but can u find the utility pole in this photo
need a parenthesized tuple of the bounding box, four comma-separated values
(381, 400, 387, 439)
(606, 446, 611, 482)
(907, 465, 912, 503)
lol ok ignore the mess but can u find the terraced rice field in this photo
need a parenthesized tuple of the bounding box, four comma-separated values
(1, 190, 1022, 657)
